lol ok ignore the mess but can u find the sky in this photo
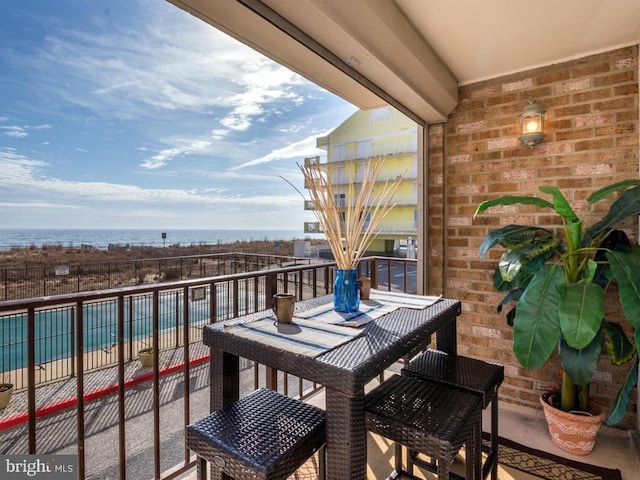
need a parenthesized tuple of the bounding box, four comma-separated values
(0, 0, 358, 231)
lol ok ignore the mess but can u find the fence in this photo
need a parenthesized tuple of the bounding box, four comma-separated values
(0, 256, 417, 479)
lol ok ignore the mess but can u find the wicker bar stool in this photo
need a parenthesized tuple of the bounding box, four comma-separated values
(365, 374, 482, 480)
(187, 388, 326, 480)
(402, 349, 504, 480)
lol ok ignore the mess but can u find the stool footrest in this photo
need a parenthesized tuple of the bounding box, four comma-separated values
(402, 349, 504, 480)
(365, 375, 482, 480)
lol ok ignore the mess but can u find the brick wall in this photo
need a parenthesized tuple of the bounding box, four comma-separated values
(428, 45, 639, 428)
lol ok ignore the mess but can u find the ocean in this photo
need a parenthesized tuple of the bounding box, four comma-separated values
(0, 229, 323, 250)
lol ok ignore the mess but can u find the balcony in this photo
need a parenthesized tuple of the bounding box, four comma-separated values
(2, 255, 638, 479)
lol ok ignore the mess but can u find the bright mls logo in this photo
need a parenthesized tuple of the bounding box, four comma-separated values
(1, 455, 77, 479)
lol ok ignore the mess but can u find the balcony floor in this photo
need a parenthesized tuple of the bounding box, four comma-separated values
(2, 347, 637, 479)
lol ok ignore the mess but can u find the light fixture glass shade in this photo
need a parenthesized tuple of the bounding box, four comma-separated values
(519, 98, 545, 147)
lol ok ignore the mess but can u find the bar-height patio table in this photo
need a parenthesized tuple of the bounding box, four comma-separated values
(202, 294, 462, 480)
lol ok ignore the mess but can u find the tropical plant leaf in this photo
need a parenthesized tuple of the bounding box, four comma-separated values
(558, 331, 604, 386)
(479, 225, 543, 258)
(494, 263, 539, 295)
(606, 356, 638, 426)
(497, 235, 561, 282)
(473, 196, 554, 219)
(582, 258, 597, 285)
(593, 230, 632, 287)
(498, 249, 528, 283)
(587, 179, 640, 203)
(513, 265, 564, 369)
(539, 185, 578, 221)
(603, 320, 635, 365)
(607, 249, 640, 342)
(494, 269, 533, 293)
(497, 288, 523, 311)
(567, 219, 583, 252)
(559, 284, 605, 349)
(583, 184, 640, 247)
(521, 249, 557, 273)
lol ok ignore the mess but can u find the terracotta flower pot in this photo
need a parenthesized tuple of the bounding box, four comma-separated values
(540, 393, 606, 455)
(139, 348, 154, 368)
(0, 384, 14, 409)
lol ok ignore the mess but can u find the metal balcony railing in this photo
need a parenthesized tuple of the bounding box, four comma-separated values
(0, 256, 417, 479)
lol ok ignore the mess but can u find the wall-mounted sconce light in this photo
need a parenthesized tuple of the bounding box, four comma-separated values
(519, 98, 545, 147)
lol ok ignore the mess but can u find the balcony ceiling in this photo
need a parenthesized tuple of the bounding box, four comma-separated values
(167, 0, 640, 124)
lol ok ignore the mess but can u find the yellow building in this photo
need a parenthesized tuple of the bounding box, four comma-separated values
(304, 106, 418, 256)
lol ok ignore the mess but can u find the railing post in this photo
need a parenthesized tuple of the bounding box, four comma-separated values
(175, 290, 180, 348)
(70, 307, 76, 378)
(371, 259, 379, 289)
(75, 301, 86, 478)
(265, 272, 277, 304)
(27, 307, 36, 453)
(117, 294, 126, 480)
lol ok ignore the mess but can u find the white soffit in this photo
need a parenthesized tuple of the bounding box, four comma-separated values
(395, 0, 640, 85)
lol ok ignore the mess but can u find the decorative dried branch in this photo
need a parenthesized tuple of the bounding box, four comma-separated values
(295, 157, 404, 269)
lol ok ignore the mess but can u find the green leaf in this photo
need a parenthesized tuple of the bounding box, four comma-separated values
(603, 320, 635, 365)
(474, 196, 554, 219)
(513, 264, 564, 369)
(583, 184, 640, 246)
(498, 288, 523, 310)
(567, 219, 583, 252)
(606, 357, 638, 426)
(539, 185, 578, 220)
(587, 179, 640, 203)
(583, 259, 597, 284)
(559, 284, 605, 349)
(558, 331, 604, 386)
(607, 250, 640, 339)
(479, 225, 548, 258)
(521, 250, 556, 273)
(495, 233, 560, 282)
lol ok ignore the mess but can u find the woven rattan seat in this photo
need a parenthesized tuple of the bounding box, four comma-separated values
(402, 349, 504, 480)
(187, 388, 326, 480)
(365, 374, 482, 480)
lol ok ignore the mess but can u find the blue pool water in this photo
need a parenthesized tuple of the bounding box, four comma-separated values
(1, 288, 235, 371)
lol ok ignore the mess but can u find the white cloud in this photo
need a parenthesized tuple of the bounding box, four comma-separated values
(0, 124, 52, 138)
(1, 126, 28, 138)
(23, 2, 308, 137)
(233, 130, 331, 170)
(210, 129, 229, 141)
(0, 149, 299, 207)
(142, 139, 212, 169)
(0, 201, 81, 209)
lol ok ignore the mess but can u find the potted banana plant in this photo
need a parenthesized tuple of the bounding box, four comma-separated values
(474, 180, 640, 454)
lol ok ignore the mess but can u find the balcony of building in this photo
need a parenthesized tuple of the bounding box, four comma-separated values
(0, 256, 637, 479)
